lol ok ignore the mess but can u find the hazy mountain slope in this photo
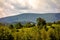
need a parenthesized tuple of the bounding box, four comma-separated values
(55, 13, 60, 21)
(0, 13, 60, 23)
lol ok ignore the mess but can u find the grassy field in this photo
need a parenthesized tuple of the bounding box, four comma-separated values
(0, 17, 60, 40)
(0, 24, 60, 40)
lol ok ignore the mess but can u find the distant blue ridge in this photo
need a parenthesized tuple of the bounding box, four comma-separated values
(0, 13, 60, 23)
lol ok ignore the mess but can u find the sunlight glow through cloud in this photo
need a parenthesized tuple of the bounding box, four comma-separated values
(0, 0, 60, 18)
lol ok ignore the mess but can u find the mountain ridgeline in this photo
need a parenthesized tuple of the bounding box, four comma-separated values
(0, 13, 60, 23)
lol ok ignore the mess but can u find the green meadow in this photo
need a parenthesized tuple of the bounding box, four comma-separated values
(0, 17, 60, 40)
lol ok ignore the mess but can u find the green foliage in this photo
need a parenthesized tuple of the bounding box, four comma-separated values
(0, 24, 60, 40)
(36, 17, 46, 29)
(14, 22, 23, 29)
(0, 23, 5, 27)
(9, 24, 14, 29)
(24, 22, 35, 28)
(46, 22, 52, 26)
(0, 17, 60, 40)
(55, 20, 60, 24)
(36, 17, 46, 26)
(0, 26, 14, 40)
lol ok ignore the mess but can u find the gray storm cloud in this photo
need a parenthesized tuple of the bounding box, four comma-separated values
(0, 0, 60, 18)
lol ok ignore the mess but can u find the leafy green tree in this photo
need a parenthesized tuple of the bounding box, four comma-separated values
(15, 22, 23, 29)
(36, 17, 46, 29)
(9, 24, 14, 29)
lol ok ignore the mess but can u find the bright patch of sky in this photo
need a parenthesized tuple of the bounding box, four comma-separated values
(0, 0, 60, 18)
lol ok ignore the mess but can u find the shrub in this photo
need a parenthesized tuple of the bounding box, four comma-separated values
(0, 26, 14, 40)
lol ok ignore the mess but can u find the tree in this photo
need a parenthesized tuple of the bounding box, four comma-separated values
(15, 22, 23, 29)
(9, 24, 14, 29)
(36, 17, 46, 29)
(56, 20, 60, 24)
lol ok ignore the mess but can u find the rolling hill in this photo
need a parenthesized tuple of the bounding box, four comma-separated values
(0, 13, 60, 23)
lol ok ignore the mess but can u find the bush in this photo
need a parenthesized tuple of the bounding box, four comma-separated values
(24, 22, 35, 28)
(0, 26, 14, 40)
(15, 22, 23, 29)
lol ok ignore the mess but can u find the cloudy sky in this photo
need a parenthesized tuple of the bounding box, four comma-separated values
(0, 0, 60, 18)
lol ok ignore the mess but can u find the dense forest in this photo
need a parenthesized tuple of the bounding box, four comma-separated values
(0, 17, 60, 40)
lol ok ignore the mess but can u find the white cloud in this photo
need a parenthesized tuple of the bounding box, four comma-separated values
(0, 0, 60, 18)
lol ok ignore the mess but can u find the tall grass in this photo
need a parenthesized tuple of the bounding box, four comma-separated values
(0, 24, 60, 40)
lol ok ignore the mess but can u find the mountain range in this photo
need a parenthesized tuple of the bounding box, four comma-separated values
(0, 13, 60, 23)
